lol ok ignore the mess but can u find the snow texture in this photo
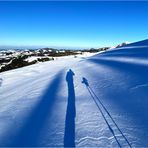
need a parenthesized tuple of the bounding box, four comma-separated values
(1, 39, 148, 147)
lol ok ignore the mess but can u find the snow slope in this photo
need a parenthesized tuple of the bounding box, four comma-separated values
(1, 40, 148, 147)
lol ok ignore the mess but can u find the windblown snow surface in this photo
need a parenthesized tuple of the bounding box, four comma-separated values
(1, 40, 148, 147)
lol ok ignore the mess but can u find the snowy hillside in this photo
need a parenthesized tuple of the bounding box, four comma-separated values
(1, 39, 148, 147)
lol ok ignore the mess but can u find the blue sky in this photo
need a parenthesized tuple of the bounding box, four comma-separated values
(0, 1, 148, 49)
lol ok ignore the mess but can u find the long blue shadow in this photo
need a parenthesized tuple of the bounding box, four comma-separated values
(64, 69, 76, 147)
(88, 58, 148, 84)
(1, 70, 63, 147)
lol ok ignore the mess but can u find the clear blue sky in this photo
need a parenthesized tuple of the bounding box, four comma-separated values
(0, 1, 148, 49)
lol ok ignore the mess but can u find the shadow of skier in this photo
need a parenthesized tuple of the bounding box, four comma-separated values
(82, 77, 131, 148)
(64, 69, 76, 147)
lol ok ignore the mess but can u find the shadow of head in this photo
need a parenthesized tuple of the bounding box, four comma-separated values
(66, 69, 75, 82)
(82, 77, 89, 87)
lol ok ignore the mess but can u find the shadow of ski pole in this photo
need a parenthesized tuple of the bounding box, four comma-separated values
(82, 77, 131, 148)
(88, 86, 132, 148)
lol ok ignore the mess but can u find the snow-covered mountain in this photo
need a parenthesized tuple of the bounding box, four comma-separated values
(0, 39, 148, 147)
(115, 42, 129, 48)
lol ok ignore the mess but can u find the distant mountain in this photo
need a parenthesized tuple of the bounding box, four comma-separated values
(0, 45, 91, 51)
(0, 45, 45, 50)
(116, 42, 129, 48)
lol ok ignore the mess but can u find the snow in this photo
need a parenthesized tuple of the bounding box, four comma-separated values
(25, 56, 52, 62)
(1, 40, 148, 147)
